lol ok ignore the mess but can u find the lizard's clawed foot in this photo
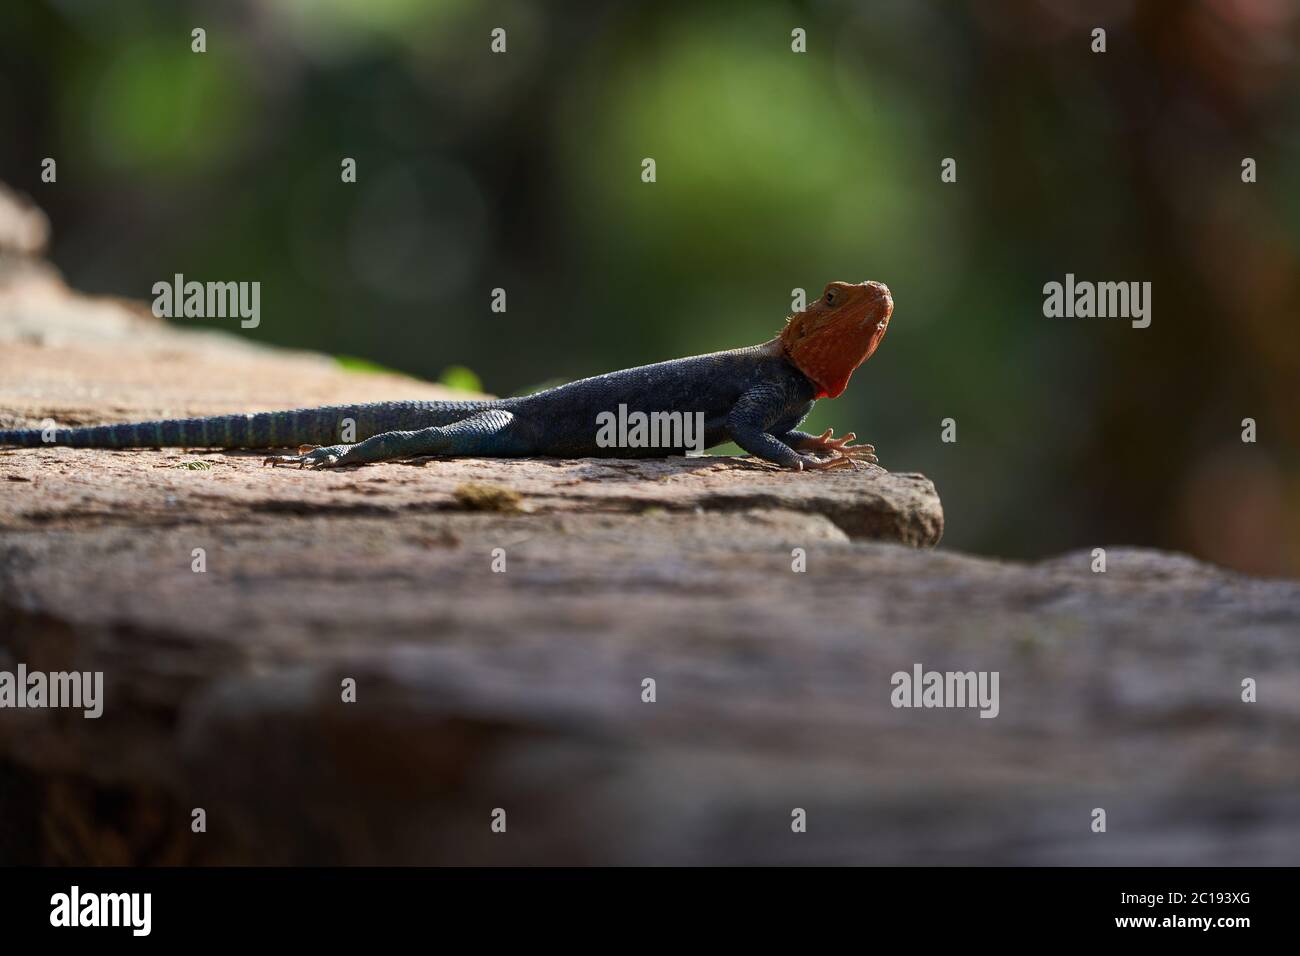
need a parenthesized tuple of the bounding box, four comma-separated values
(801, 428, 879, 465)
(796, 453, 856, 472)
(263, 444, 354, 470)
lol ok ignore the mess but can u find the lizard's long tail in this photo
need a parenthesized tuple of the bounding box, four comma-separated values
(0, 400, 494, 449)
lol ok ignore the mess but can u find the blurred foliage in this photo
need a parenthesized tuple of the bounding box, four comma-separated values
(334, 354, 402, 375)
(1, 0, 1298, 574)
(437, 364, 483, 393)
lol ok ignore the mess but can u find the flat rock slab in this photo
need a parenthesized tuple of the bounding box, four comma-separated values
(0, 450, 943, 548)
(0, 252, 943, 550)
(2, 225, 1298, 866)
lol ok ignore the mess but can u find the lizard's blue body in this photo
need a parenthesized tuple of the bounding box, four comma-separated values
(0, 280, 892, 470)
(0, 343, 838, 469)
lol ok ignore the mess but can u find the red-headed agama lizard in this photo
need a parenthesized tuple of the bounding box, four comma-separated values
(0, 280, 894, 471)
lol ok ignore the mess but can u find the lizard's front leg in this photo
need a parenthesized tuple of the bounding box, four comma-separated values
(727, 386, 854, 471)
(779, 428, 879, 465)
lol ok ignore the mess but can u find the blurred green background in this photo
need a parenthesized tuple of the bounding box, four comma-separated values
(1, 0, 1297, 574)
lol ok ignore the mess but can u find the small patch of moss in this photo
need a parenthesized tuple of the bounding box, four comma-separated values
(438, 365, 483, 393)
(335, 355, 403, 376)
(452, 481, 523, 513)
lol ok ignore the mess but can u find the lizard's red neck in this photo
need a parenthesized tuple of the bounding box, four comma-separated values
(779, 281, 893, 398)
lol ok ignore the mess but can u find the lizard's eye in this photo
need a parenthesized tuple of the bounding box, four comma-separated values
(825, 290, 836, 305)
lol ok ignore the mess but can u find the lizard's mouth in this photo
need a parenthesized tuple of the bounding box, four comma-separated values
(861, 281, 893, 327)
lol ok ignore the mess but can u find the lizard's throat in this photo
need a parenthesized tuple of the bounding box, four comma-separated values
(782, 329, 882, 399)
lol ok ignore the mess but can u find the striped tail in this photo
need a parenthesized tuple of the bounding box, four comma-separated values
(0, 400, 492, 450)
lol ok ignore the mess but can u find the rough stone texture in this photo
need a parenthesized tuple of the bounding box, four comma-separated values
(0, 183, 49, 257)
(2, 228, 1298, 866)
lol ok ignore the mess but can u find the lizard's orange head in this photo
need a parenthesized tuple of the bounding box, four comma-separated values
(779, 280, 893, 398)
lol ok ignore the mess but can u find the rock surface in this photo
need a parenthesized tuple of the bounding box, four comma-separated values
(0, 183, 49, 258)
(1, 234, 1297, 866)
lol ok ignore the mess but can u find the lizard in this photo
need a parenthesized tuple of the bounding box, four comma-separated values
(0, 280, 893, 471)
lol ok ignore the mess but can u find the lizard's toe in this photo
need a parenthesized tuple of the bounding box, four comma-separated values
(306, 454, 344, 470)
(265, 445, 351, 469)
(798, 454, 855, 472)
(836, 442, 878, 463)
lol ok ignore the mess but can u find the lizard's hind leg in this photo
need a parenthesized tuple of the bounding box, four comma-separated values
(264, 409, 523, 469)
